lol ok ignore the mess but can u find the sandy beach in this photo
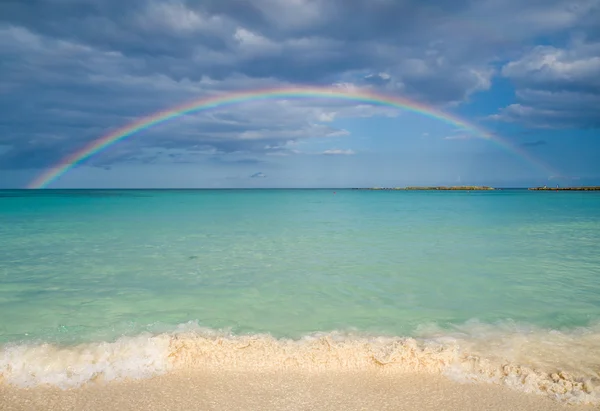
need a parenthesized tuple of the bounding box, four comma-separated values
(1, 370, 596, 411)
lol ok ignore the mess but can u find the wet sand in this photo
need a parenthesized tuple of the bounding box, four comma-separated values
(1, 370, 595, 411)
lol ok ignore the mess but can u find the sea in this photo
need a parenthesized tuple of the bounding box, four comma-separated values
(1, 189, 599, 405)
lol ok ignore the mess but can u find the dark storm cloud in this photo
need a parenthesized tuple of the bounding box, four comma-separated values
(0, 0, 598, 171)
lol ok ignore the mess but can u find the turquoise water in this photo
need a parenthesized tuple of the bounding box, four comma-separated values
(1, 189, 600, 399)
(1, 189, 599, 343)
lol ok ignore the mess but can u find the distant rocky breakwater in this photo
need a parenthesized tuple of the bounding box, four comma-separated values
(352, 186, 600, 191)
(352, 186, 496, 191)
(529, 186, 600, 191)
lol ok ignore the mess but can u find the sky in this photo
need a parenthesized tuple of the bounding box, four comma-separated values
(0, 0, 599, 189)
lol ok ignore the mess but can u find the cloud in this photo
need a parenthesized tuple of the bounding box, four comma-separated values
(0, 0, 597, 173)
(321, 149, 356, 155)
(520, 140, 547, 147)
(250, 171, 267, 178)
(502, 42, 600, 92)
(494, 39, 600, 128)
(443, 133, 476, 141)
(210, 157, 265, 165)
(490, 90, 600, 128)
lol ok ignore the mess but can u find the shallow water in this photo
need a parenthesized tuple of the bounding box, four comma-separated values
(1, 189, 599, 403)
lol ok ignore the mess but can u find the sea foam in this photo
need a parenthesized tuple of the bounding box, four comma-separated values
(1, 322, 599, 405)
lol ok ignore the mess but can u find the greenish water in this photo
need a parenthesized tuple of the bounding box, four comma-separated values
(1, 189, 599, 344)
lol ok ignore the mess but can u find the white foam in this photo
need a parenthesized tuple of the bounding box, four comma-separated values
(1, 322, 599, 405)
(0, 333, 171, 388)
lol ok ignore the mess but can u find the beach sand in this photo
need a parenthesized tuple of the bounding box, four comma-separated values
(1, 370, 595, 411)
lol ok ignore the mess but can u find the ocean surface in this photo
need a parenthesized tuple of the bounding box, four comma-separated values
(1, 189, 599, 404)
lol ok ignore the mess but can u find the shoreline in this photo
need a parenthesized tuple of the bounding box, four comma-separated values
(1, 328, 598, 405)
(1, 370, 594, 411)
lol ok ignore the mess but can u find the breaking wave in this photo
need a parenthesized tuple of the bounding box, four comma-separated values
(1, 320, 599, 405)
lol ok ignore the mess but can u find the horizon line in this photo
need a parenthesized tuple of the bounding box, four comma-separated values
(5, 186, 594, 191)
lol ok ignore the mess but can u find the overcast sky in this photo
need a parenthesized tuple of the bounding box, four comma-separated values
(1, 0, 598, 188)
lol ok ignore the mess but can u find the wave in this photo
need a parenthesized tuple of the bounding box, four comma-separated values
(1, 321, 599, 405)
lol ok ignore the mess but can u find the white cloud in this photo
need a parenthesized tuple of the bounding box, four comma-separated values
(321, 149, 355, 155)
(443, 133, 476, 140)
(502, 42, 600, 89)
(494, 39, 600, 127)
(316, 111, 337, 122)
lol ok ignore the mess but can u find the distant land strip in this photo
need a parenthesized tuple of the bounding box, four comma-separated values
(352, 186, 600, 191)
(351, 186, 496, 190)
(528, 186, 600, 191)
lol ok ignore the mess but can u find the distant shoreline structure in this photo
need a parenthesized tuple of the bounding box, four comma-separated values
(352, 186, 600, 191)
(528, 186, 600, 191)
(352, 186, 496, 191)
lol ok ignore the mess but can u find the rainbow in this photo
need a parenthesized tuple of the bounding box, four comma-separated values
(28, 86, 556, 188)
